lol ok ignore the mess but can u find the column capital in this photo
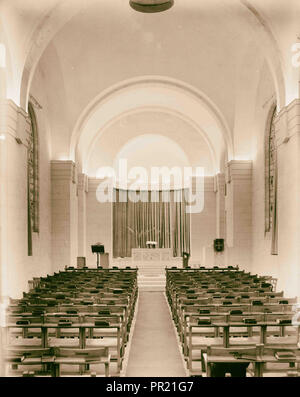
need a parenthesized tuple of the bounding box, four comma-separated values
(214, 173, 225, 193)
(78, 173, 88, 192)
(51, 160, 77, 183)
(226, 160, 252, 183)
(0, 99, 30, 144)
(88, 178, 103, 192)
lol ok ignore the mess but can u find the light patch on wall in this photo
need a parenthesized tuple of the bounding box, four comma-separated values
(0, 296, 10, 326)
(112, 134, 191, 189)
(57, 155, 70, 161)
(0, 43, 6, 68)
(234, 156, 252, 161)
(0, 134, 6, 141)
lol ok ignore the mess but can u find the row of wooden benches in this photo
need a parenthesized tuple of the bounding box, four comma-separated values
(166, 267, 300, 376)
(3, 268, 139, 377)
(5, 346, 111, 377)
(203, 344, 300, 377)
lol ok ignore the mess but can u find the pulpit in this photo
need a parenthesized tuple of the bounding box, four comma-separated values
(91, 243, 109, 268)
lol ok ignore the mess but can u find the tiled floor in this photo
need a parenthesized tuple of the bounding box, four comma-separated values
(125, 291, 187, 377)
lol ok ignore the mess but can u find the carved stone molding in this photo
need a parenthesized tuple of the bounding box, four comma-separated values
(78, 173, 88, 193)
(226, 160, 252, 183)
(51, 160, 77, 183)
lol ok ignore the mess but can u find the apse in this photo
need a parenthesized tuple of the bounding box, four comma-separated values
(86, 110, 216, 178)
(112, 133, 190, 189)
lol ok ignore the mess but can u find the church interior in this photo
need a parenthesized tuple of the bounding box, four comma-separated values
(1, 0, 300, 378)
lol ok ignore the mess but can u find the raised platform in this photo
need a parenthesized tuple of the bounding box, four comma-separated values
(138, 275, 166, 291)
(112, 257, 183, 291)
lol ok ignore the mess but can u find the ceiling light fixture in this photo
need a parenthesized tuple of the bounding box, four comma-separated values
(129, 0, 174, 13)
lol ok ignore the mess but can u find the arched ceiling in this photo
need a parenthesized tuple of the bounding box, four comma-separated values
(2, 0, 298, 106)
(73, 77, 229, 174)
(1, 0, 299, 173)
(42, 0, 254, 133)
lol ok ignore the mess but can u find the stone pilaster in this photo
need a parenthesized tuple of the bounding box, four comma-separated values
(215, 173, 225, 239)
(225, 160, 252, 269)
(0, 100, 30, 298)
(51, 161, 78, 271)
(86, 178, 112, 267)
(213, 173, 226, 265)
(190, 176, 216, 266)
(77, 173, 88, 257)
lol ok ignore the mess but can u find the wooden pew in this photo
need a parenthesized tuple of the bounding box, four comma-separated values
(4, 347, 54, 376)
(205, 344, 300, 377)
(52, 347, 110, 377)
(4, 268, 138, 376)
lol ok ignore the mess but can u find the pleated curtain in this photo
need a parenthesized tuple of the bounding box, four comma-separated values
(113, 189, 190, 258)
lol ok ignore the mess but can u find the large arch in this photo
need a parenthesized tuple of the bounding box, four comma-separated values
(0, 22, 14, 103)
(0, 44, 7, 102)
(233, 39, 269, 160)
(240, 0, 292, 109)
(86, 108, 217, 177)
(19, 0, 85, 110)
(70, 76, 232, 174)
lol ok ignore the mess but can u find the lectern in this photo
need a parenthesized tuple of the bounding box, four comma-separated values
(91, 243, 107, 268)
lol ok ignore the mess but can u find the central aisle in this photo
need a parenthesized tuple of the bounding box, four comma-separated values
(125, 291, 187, 377)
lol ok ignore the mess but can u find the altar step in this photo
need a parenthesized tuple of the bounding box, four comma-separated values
(138, 275, 166, 291)
(136, 261, 182, 275)
(111, 258, 181, 290)
(138, 269, 167, 277)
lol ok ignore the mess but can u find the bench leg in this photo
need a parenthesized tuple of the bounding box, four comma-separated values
(52, 363, 60, 377)
(207, 363, 212, 377)
(254, 362, 264, 377)
(201, 351, 206, 373)
(105, 362, 109, 377)
(188, 349, 192, 372)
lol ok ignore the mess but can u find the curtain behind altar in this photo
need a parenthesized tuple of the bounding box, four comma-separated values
(113, 189, 190, 258)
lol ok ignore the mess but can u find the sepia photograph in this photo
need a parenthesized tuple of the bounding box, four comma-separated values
(0, 0, 300, 383)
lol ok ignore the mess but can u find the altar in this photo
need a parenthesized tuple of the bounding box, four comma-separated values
(131, 248, 173, 264)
